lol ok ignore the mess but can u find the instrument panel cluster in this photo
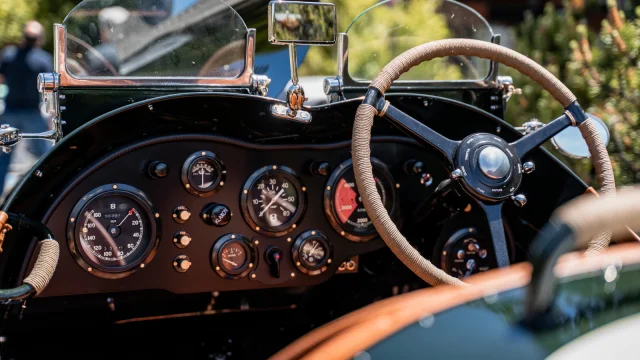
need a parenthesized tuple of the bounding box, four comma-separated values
(40, 137, 445, 297)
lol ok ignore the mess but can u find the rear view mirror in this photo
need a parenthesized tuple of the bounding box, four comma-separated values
(268, 1, 336, 45)
(552, 114, 610, 159)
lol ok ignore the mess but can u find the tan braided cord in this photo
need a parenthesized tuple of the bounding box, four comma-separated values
(554, 186, 640, 249)
(23, 239, 59, 294)
(353, 39, 615, 285)
(579, 119, 616, 254)
(353, 104, 464, 286)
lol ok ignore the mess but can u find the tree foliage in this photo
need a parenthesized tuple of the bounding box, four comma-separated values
(0, 0, 38, 47)
(507, 0, 640, 185)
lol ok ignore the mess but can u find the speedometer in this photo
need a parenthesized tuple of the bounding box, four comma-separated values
(324, 158, 397, 242)
(67, 184, 160, 279)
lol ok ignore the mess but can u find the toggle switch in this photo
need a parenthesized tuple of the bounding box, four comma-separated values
(265, 247, 282, 279)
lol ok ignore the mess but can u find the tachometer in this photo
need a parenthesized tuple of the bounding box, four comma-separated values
(324, 158, 397, 242)
(241, 166, 306, 237)
(67, 184, 160, 279)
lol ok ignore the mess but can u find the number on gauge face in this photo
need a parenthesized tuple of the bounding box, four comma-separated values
(73, 192, 153, 271)
(242, 167, 305, 236)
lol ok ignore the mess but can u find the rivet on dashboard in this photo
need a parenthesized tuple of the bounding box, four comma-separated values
(302, 187, 307, 192)
(296, 262, 301, 266)
(87, 267, 92, 272)
(396, 183, 400, 189)
(173, 238, 177, 243)
(292, 224, 297, 229)
(290, 272, 296, 278)
(328, 259, 332, 264)
(464, 204, 472, 212)
(201, 152, 206, 156)
(185, 184, 190, 188)
(140, 264, 145, 268)
(220, 181, 225, 186)
(215, 266, 221, 271)
(112, 185, 118, 189)
(254, 240, 259, 245)
(231, 234, 236, 239)
(255, 226, 260, 231)
(244, 190, 248, 194)
(341, 231, 345, 236)
(251, 273, 257, 279)
(70, 218, 75, 223)
(249, 263, 254, 268)
(173, 262, 177, 266)
(326, 186, 331, 190)
(311, 231, 316, 235)
(148, 104, 153, 111)
(272, 165, 277, 170)
(155, 213, 160, 218)
(287, 237, 292, 242)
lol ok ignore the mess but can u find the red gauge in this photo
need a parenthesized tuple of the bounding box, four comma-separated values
(324, 158, 397, 242)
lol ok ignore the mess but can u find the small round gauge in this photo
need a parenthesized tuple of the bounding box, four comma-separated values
(211, 234, 255, 279)
(324, 158, 397, 242)
(292, 230, 332, 276)
(67, 184, 160, 279)
(440, 228, 494, 279)
(181, 151, 226, 197)
(241, 166, 306, 237)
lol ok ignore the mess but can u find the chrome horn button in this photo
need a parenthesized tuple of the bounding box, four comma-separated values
(478, 146, 511, 179)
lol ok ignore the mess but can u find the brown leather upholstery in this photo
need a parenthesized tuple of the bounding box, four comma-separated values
(272, 243, 640, 360)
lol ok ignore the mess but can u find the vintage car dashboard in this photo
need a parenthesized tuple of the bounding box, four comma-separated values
(4, 93, 589, 298)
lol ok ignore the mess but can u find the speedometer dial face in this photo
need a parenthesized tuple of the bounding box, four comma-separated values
(241, 166, 305, 237)
(325, 158, 397, 242)
(68, 184, 159, 278)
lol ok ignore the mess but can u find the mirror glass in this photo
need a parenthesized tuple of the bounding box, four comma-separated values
(268, 1, 336, 45)
(552, 114, 610, 159)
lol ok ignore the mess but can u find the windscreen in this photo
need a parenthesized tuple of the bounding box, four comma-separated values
(62, 0, 247, 78)
(345, 0, 494, 81)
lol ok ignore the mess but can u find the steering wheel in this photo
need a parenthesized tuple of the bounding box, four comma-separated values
(353, 39, 615, 286)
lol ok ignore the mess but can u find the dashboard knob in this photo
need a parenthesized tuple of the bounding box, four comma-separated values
(173, 231, 192, 248)
(148, 161, 168, 178)
(201, 203, 232, 227)
(173, 206, 191, 224)
(173, 255, 192, 273)
(310, 161, 331, 176)
(522, 161, 535, 174)
(265, 247, 282, 278)
(404, 160, 424, 175)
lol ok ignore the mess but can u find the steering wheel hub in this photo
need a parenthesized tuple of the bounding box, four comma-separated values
(478, 146, 510, 179)
(454, 133, 522, 201)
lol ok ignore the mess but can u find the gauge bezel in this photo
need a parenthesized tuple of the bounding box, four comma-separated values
(324, 158, 398, 242)
(181, 151, 226, 197)
(240, 165, 306, 237)
(292, 230, 332, 276)
(211, 234, 256, 279)
(67, 184, 161, 279)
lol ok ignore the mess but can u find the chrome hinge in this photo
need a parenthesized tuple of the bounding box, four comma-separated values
(252, 74, 271, 97)
(323, 76, 344, 103)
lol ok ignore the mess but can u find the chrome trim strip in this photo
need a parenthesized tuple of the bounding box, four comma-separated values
(55, 24, 260, 89)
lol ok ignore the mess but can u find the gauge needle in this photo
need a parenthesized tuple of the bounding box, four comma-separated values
(309, 242, 319, 257)
(223, 258, 238, 267)
(200, 169, 205, 187)
(259, 188, 284, 217)
(117, 208, 134, 227)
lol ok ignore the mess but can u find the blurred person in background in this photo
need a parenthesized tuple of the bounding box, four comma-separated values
(0, 20, 52, 194)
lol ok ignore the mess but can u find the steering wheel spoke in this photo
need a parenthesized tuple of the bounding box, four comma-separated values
(511, 114, 572, 160)
(476, 201, 510, 268)
(383, 104, 459, 164)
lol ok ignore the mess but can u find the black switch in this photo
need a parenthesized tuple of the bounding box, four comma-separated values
(201, 203, 232, 227)
(148, 161, 169, 178)
(265, 247, 282, 278)
(310, 161, 331, 176)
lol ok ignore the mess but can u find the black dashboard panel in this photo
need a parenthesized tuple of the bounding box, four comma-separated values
(3, 93, 590, 299)
(40, 135, 447, 296)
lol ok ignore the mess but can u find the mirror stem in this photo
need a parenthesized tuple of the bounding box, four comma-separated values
(289, 44, 299, 86)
